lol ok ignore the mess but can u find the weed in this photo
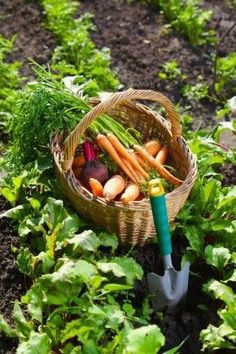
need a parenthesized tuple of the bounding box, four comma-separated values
(183, 81, 209, 101)
(158, 60, 186, 81)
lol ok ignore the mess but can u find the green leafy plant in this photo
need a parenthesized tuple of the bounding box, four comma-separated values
(183, 81, 209, 101)
(0, 35, 21, 137)
(0, 189, 170, 353)
(200, 280, 236, 350)
(158, 60, 186, 81)
(174, 136, 236, 264)
(40, 0, 119, 91)
(137, 0, 215, 46)
(204, 245, 231, 274)
(214, 52, 236, 97)
(4, 66, 139, 174)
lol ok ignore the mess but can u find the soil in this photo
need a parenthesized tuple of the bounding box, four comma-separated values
(0, 0, 56, 79)
(0, 197, 29, 354)
(220, 163, 236, 186)
(0, 0, 235, 353)
(79, 0, 236, 129)
(133, 238, 219, 354)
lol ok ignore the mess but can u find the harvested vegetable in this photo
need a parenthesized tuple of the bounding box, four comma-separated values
(121, 182, 140, 204)
(79, 140, 109, 188)
(97, 134, 137, 183)
(103, 175, 126, 201)
(133, 144, 183, 186)
(107, 133, 148, 179)
(144, 140, 162, 156)
(156, 145, 168, 165)
(131, 151, 149, 170)
(120, 157, 140, 184)
(89, 178, 104, 197)
(72, 154, 86, 168)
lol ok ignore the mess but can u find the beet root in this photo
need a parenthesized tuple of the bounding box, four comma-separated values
(79, 160, 109, 188)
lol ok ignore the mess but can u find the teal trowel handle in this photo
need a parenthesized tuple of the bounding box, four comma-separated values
(150, 194, 172, 256)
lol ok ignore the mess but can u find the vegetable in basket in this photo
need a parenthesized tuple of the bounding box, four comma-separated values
(133, 144, 182, 186)
(156, 145, 168, 164)
(96, 134, 138, 183)
(144, 140, 162, 156)
(79, 140, 109, 188)
(89, 178, 104, 197)
(121, 182, 140, 205)
(103, 175, 126, 201)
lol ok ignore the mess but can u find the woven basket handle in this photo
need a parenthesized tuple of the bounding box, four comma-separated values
(63, 88, 182, 172)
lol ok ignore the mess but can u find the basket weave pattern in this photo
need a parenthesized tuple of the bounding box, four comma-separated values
(52, 89, 197, 246)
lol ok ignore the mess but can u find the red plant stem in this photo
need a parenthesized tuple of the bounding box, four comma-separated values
(83, 140, 96, 161)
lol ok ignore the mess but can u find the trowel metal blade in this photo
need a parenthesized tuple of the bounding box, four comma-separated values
(147, 262, 190, 312)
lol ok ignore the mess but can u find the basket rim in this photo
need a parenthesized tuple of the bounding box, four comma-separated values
(51, 136, 197, 213)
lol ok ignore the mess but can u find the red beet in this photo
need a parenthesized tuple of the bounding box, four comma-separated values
(79, 140, 109, 188)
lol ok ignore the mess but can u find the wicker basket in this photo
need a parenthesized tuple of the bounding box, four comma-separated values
(51, 88, 197, 246)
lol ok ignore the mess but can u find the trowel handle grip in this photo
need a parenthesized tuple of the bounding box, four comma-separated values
(150, 195, 172, 256)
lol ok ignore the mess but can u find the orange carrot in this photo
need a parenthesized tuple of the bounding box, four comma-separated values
(129, 150, 149, 170)
(133, 144, 183, 186)
(137, 155, 150, 170)
(89, 178, 104, 197)
(156, 145, 168, 165)
(121, 182, 140, 204)
(144, 140, 162, 156)
(120, 157, 141, 184)
(103, 175, 126, 201)
(96, 134, 137, 183)
(107, 133, 148, 179)
(72, 154, 86, 168)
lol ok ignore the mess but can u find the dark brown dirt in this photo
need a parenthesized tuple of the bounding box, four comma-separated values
(0, 0, 56, 79)
(0, 197, 28, 354)
(220, 163, 236, 186)
(79, 0, 236, 129)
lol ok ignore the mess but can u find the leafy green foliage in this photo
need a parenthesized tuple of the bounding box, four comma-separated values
(16, 332, 51, 354)
(137, 0, 214, 46)
(183, 82, 209, 101)
(0, 35, 21, 138)
(0, 173, 26, 206)
(204, 245, 231, 273)
(172, 130, 236, 351)
(200, 280, 236, 350)
(215, 52, 236, 97)
(175, 136, 236, 263)
(0, 188, 168, 353)
(0, 316, 16, 338)
(40, 0, 119, 91)
(4, 66, 139, 174)
(158, 60, 186, 81)
(125, 325, 165, 354)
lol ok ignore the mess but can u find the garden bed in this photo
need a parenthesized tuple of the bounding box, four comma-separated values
(0, 1, 235, 353)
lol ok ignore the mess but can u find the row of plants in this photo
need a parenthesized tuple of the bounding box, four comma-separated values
(158, 51, 236, 117)
(136, 0, 236, 119)
(0, 35, 21, 153)
(134, 0, 215, 46)
(0, 0, 235, 352)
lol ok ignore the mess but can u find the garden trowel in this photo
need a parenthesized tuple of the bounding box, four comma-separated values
(147, 179, 190, 312)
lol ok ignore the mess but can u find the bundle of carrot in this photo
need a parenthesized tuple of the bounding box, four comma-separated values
(72, 133, 183, 205)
